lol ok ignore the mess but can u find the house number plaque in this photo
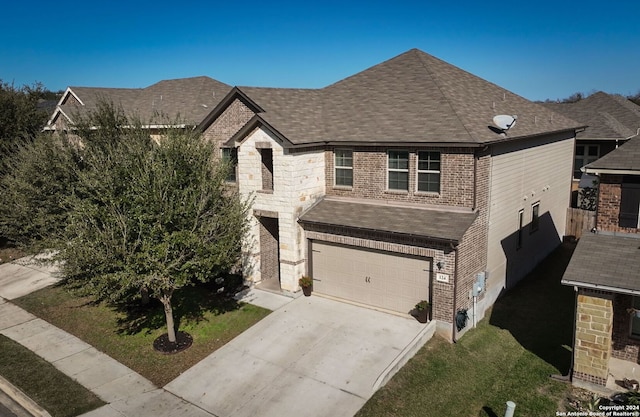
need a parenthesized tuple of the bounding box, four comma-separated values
(436, 273, 450, 283)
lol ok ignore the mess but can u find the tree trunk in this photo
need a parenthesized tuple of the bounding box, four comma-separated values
(160, 293, 176, 343)
(140, 286, 149, 305)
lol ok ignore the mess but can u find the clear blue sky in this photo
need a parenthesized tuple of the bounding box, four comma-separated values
(1, 0, 638, 101)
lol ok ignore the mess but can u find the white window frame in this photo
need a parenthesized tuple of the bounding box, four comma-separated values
(387, 150, 409, 191)
(334, 149, 353, 187)
(416, 151, 441, 194)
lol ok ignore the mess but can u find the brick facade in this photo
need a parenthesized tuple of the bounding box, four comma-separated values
(596, 175, 640, 234)
(611, 294, 640, 362)
(202, 92, 567, 344)
(572, 371, 608, 387)
(325, 147, 476, 208)
(454, 153, 490, 333)
(202, 98, 255, 149)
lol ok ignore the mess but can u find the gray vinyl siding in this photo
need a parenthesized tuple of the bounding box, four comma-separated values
(485, 132, 574, 302)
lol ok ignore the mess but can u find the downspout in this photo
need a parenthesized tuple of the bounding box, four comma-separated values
(570, 286, 578, 381)
(451, 243, 460, 343)
(472, 152, 478, 211)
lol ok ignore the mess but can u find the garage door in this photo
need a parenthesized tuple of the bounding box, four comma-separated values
(310, 241, 430, 314)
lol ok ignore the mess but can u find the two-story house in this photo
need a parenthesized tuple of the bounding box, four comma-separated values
(197, 48, 582, 340)
(562, 136, 640, 390)
(44, 76, 231, 138)
(543, 92, 640, 204)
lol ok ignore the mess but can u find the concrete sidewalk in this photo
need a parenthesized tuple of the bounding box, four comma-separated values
(0, 258, 435, 417)
(0, 260, 218, 417)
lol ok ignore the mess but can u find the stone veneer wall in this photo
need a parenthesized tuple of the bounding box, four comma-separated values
(238, 128, 325, 291)
(573, 289, 614, 386)
(597, 175, 640, 234)
(612, 294, 640, 362)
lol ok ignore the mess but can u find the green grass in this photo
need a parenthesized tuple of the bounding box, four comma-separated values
(13, 282, 271, 387)
(357, 243, 577, 417)
(0, 334, 105, 417)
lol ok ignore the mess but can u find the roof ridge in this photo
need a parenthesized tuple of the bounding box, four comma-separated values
(413, 50, 476, 141)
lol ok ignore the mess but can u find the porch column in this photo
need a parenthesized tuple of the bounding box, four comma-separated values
(573, 289, 613, 386)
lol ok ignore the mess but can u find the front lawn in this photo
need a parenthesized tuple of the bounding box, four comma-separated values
(0, 334, 105, 417)
(357, 243, 578, 417)
(14, 282, 271, 387)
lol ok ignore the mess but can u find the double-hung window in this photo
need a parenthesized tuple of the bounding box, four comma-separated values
(388, 150, 409, 191)
(334, 149, 353, 187)
(417, 151, 441, 193)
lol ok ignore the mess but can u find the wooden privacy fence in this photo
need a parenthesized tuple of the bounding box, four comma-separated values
(566, 208, 596, 239)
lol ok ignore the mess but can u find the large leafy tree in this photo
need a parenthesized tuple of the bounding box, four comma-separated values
(0, 81, 51, 171)
(59, 112, 250, 344)
(2, 101, 250, 345)
(0, 134, 78, 249)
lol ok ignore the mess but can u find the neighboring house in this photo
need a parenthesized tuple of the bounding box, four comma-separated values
(44, 76, 231, 137)
(562, 136, 640, 389)
(543, 92, 640, 197)
(196, 48, 583, 340)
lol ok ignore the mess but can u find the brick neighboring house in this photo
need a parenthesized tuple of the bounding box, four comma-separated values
(543, 92, 640, 203)
(44, 76, 231, 136)
(197, 48, 583, 340)
(562, 136, 640, 388)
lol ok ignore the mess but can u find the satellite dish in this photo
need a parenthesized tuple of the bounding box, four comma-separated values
(493, 115, 518, 130)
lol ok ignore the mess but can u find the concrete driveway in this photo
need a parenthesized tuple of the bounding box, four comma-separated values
(165, 295, 435, 417)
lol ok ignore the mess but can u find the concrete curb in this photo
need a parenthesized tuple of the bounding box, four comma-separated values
(372, 319, 437, 392)
(0, 374, 52, 417)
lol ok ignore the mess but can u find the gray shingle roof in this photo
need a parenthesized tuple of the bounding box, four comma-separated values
(53, 76, 231, 127)
(298, 198, 478, 243)
(234, 49, 581, 146)
(543, 92, 640, 140)
(584, 136, 640, 172)
(562, 232, 640, 294)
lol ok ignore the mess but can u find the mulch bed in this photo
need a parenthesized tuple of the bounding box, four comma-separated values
(153, 331, 193, 355)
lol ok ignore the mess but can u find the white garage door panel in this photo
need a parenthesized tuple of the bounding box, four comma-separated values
(311, 241, 430, 314)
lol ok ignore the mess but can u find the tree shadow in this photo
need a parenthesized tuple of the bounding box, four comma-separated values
(489, 241, 576, 375)
(113, 273, 247, 336)
(480, 406, 499, 417)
